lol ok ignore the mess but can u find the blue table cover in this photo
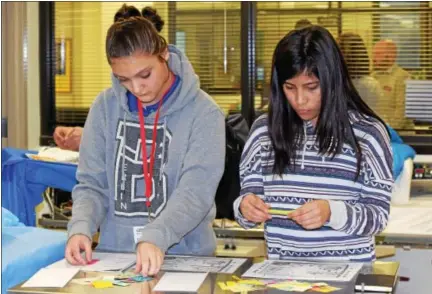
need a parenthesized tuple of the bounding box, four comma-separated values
(1, 226, 67, 294)
(1, 148, 77, 226)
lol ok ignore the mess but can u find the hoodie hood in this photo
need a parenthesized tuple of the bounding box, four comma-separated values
(111, 45, 200, 120)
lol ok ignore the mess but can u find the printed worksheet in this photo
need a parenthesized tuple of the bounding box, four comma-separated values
(242, 260, 363, 282)
(161, 255, 247, 274)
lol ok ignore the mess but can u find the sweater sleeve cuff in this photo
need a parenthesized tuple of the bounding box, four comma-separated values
(67, 220, 92, 242)
(233, 195, 246, 220)
(327, 200, 348, 230)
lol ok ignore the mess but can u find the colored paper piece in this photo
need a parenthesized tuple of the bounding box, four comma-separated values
(218, 282, 229, 290)
(114, 273, 135, 280)
(218, 281, 265, 293)
(87, 259, 100, 265)
(268, 209, 293, 216)
(92, 280, 114, 289)
(113, 281, 131, 287)
(268, 281, 312, 292)
(312, 285, 341, 293)
(71, 277, 103, 285)
(237, 279, 266, 286)
(312, 282, 328, 287)
(129, 275, 153, 282)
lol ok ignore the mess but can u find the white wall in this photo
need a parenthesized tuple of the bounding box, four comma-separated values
(26, 2, 40, 150)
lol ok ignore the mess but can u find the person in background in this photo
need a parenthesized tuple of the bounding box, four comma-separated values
(234, 26, 393, 262)
(338, 33, 385, 119)
(54, 5, 165, 151)
(65, 14, 225, 277)
(372, 39, 413, 129)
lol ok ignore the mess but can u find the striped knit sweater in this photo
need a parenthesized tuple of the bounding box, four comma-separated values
(234, 112, 393, 262)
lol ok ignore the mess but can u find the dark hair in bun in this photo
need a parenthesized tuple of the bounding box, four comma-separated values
(114, 4, 141, 23)
(141, 6, 164, 33)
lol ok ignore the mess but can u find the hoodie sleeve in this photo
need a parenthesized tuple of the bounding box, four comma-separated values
(234, 118, 265, 229)
(137, 108, 226, 253)
(67, 94, 109, 241)
(327, 123, 393, 236)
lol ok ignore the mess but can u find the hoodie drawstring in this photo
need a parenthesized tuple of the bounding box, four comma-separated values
(121, 113, 127, 196)
(160, 118, 167, 181)
(301, 124, 307, 170)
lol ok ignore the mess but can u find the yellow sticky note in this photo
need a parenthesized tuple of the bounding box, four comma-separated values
(92, 280, 113, 289)
(237, 279, 265, 286)
(313, 285, 341, 293)
(268, 280, 312, 291)
(226, 281, 237, 287)
(231, 275, 241, 281)
(230, 284, 256, 292)
(218, 282, 229, 290)
(268, 209, 293, 216)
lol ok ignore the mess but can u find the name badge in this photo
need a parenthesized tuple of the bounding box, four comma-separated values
(133, 226, 146, 244)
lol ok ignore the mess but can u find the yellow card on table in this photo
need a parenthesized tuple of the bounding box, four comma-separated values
(92, 280, 113, 289)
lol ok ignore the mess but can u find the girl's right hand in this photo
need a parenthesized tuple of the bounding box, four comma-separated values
(65, 234, 93, 265)
(239, 194, 272, 223)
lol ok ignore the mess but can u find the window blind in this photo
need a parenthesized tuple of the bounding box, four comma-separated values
(255, 1, 431, 131)
(54, 1, 242, 126)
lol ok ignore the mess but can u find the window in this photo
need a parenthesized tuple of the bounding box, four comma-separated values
(378, 2, 422, 69)
(42, 1, 431, 136)
(255, 1, 432, 131)
(175, 2, 241, 112)
(52, 1, 241, 127)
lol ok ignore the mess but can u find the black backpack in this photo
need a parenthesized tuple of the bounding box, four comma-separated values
(215, 113, 250, 220)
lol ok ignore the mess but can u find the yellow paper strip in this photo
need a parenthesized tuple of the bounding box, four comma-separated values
(268, 209, 293, 216)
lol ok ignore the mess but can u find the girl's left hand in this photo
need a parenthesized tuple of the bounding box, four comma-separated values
(289, 200, 331, 230)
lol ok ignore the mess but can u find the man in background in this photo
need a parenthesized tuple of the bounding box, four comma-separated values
(372, 39, 413, 129)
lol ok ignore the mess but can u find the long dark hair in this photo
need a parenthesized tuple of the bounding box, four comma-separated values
(268, 25, 387, 179)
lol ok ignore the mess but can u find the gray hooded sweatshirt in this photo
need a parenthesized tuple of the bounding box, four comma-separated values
(68, 45, 226, 255)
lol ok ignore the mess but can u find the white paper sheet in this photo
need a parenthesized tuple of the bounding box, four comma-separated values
(161, 255, 247, 274)
(242, 260, 363, 282)
(22, 268, 79, 288)
(153, 272, 208, 292)
(46, 252, 136, 272)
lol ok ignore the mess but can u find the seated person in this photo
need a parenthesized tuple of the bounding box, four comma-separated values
(234, 25, 394, 262)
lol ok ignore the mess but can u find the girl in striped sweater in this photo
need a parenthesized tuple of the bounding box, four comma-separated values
(234, 26, 393, 262)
